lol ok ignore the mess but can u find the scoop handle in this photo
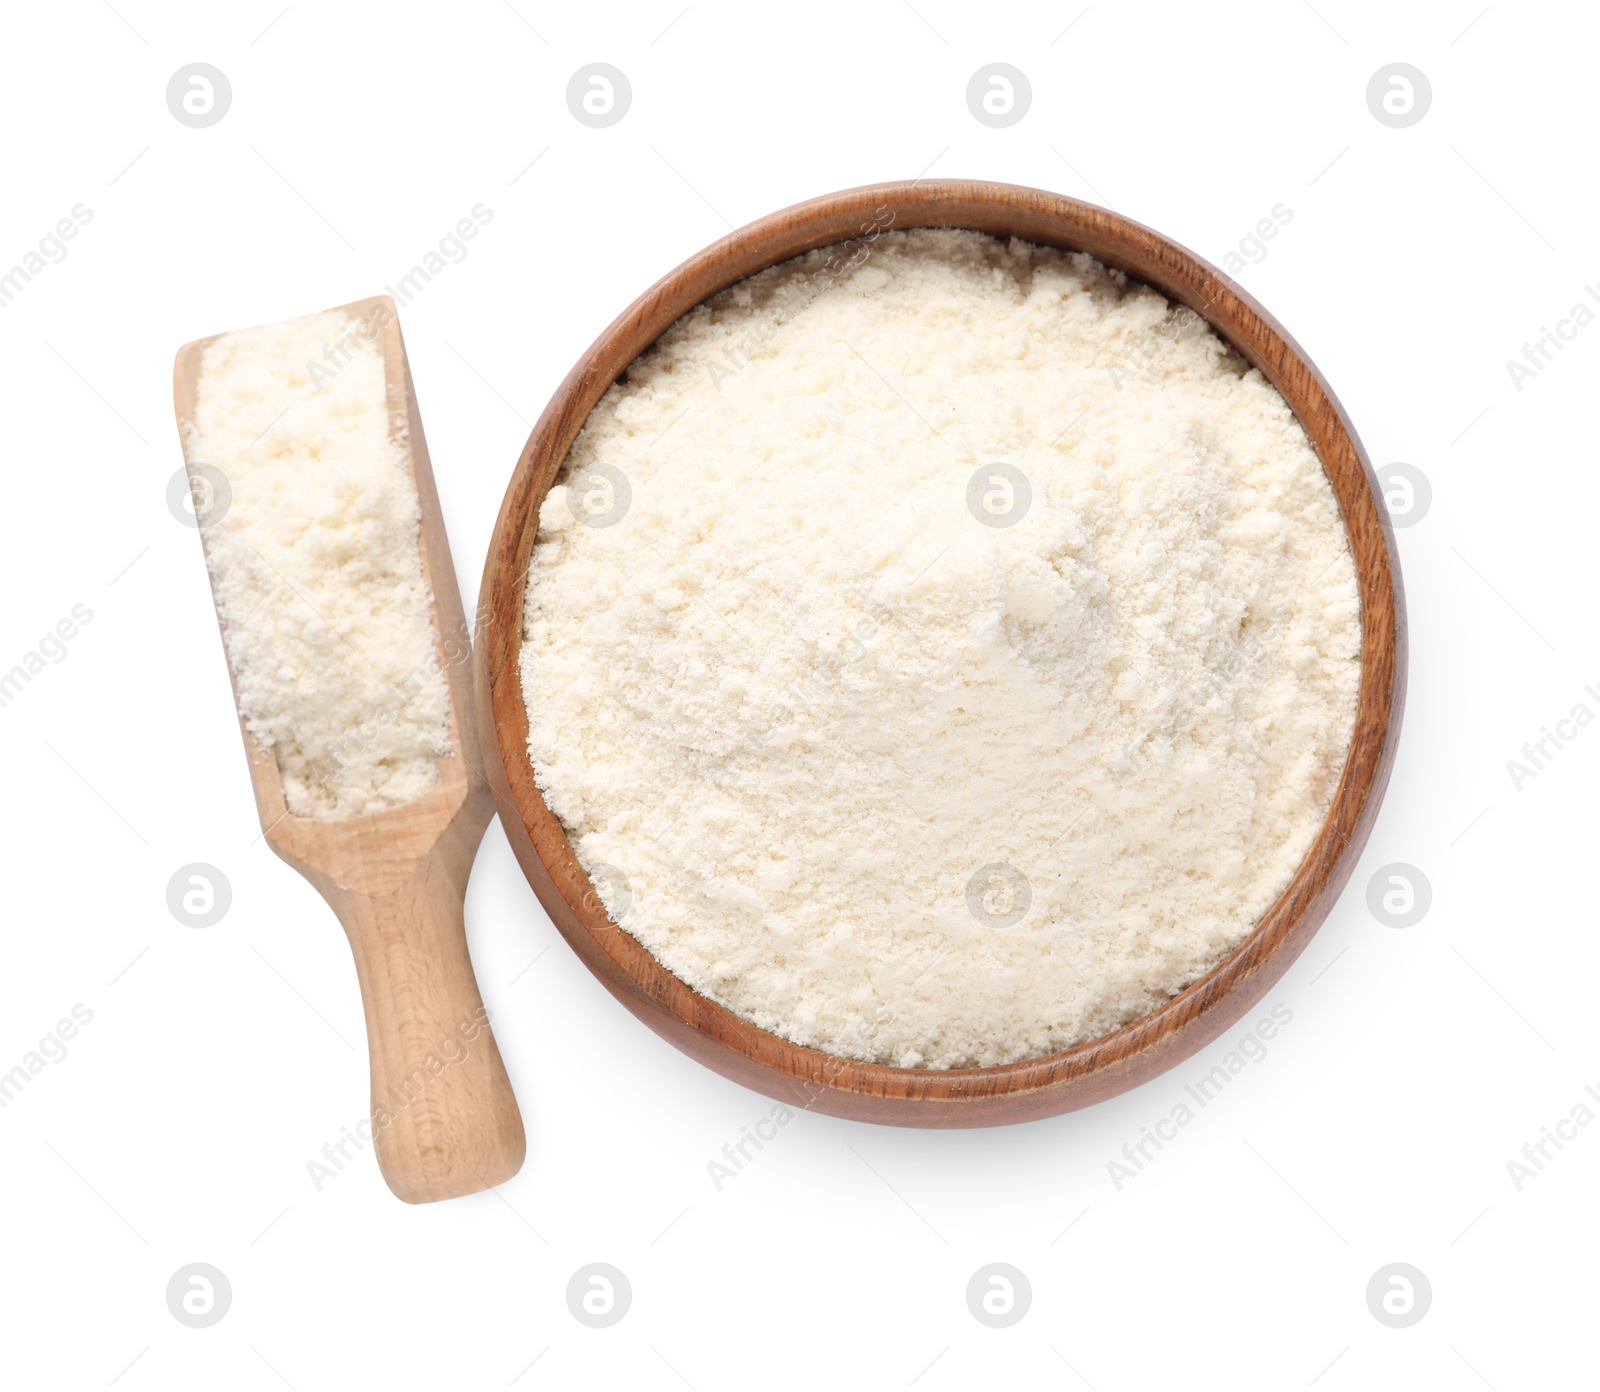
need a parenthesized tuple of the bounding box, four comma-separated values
(323, 844, 525, 1204)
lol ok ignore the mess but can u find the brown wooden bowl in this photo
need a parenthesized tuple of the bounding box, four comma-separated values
(476, 179, 1406, 1127)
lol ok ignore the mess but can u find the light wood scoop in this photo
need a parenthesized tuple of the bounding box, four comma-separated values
(173, 295, 525, 1203)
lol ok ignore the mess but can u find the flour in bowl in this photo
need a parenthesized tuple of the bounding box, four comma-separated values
(521, 229, 1360, 1069)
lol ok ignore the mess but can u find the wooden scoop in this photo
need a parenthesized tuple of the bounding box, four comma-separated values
(173, 296, 525, 1203)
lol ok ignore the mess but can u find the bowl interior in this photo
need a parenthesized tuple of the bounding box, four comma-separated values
(476, 179, 1405, 1127)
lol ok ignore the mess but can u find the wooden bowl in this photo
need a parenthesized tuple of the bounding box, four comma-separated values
(476, 180, 1406, 1126)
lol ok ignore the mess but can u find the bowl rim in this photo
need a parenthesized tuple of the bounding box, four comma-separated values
(475, 178, 1407, 1127)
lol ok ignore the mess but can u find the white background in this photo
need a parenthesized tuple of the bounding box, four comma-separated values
(1, 0, 1594, 1387)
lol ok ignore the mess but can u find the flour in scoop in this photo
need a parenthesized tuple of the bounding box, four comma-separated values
(521, 229, 1360, 1068)
(186, 307, 450, 820)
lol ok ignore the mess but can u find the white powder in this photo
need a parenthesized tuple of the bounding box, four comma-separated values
(521, 230, 1360, 1069)
(188, 308, 450, 820)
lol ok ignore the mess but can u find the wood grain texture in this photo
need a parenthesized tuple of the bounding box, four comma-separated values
(175, 296, 526, 1199)
(477, 181, 1407, 1127)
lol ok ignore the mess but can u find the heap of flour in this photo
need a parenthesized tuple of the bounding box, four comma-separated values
(521, 229, 1360, 1069)
(189, 308, 449, 820)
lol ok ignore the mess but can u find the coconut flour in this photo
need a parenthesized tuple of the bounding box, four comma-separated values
(521, 229, 1360, 1069)
(187, 307, 449, 820)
